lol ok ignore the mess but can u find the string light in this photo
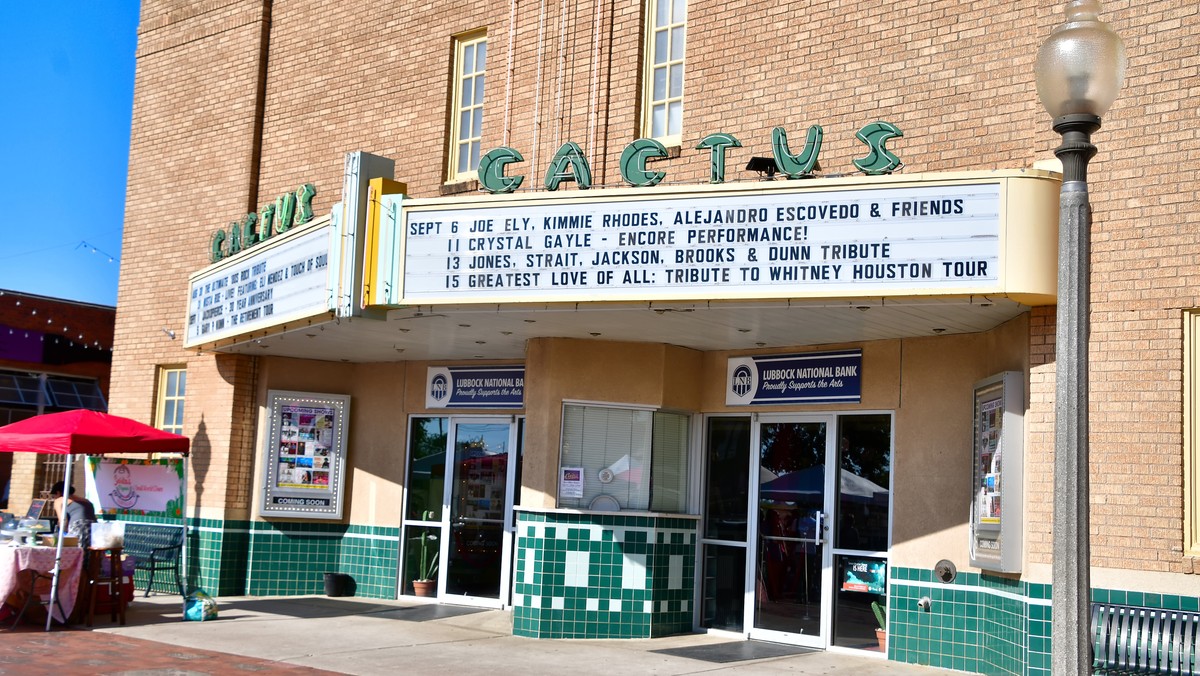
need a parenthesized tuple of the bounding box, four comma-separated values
(0, 294, 114, 353)
(76, 241, 118, 263)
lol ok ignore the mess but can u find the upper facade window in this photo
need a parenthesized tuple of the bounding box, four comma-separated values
(642, 0, 686, 145)
(156, 367, 186, 436)
(448, 30, 487, 183)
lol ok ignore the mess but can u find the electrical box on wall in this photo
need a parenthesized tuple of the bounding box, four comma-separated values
(969, 371, 1024, 573)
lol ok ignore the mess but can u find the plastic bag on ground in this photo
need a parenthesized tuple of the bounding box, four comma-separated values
(184, 590, 218, 621)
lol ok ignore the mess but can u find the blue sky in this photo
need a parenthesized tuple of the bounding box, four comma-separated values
(0, 3, 140, 307)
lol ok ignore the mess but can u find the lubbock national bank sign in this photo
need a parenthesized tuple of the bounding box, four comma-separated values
(727, 350, 863, 406)
(364, 171, 1058, 309)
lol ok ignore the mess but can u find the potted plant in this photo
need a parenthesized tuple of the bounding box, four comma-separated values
(411, 513, 439, 597)
(871, 598, 887, 652)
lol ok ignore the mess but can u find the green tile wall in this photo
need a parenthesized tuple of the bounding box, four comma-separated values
(246, 521, 400, 598)
(103, 515, 401, 600)
(512, 511, 697, 639)
(889, 566, 1199, 676)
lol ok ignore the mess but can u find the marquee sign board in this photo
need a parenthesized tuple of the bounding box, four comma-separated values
(185, 217, 335, 347)
(370, 173, 1064, 309)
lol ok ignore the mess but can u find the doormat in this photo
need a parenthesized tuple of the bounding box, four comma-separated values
(651, 640, 816, 663)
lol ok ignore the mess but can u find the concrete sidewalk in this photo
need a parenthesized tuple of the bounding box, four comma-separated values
(82, 594, 966, 675)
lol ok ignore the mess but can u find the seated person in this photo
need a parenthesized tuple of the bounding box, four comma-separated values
(50, 481, 96, 548)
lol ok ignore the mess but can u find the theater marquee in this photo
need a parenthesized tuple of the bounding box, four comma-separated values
(364, 171, 1059, 308)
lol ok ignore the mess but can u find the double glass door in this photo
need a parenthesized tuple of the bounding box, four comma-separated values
(402, 416, 521, 607)
(701, 413, 891, 651)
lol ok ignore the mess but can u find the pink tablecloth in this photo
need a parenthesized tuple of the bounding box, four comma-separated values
(0, 545, 84, 623)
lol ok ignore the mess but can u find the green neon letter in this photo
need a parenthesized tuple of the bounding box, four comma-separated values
(696, 133, 741, 184)
(210, 230, 226, 263)
(274, 192, 297, 234)
(227, 220, 243, 255)
(771, 125, 823, 178)
(478, 147, 525, 194)
(258, 203, 276, 243)
(240, 213, 258, 250)
(544, 142, 593, 191)
(619, 138, 668, 187)
(853, 121, 903, 175)
(294, 183, 316, 226)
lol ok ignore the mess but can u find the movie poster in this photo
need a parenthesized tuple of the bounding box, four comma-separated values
(276, 405, 336, 490)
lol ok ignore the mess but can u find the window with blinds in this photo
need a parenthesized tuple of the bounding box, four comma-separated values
(560, 404, 689, 513)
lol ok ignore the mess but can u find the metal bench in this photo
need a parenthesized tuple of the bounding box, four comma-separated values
(121, 523, 185, 597)
(1091, 602, 1199, 674)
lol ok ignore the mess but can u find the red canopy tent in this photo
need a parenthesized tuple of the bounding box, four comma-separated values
(0, 410, 190, 630)
(0, 410, 191, 456)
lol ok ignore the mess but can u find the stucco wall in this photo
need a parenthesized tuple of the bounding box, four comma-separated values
(523, 338, 703, 508)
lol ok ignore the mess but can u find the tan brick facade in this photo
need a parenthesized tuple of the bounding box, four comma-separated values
(113, 0, 269, 518)
(113, 0, 1198, 600)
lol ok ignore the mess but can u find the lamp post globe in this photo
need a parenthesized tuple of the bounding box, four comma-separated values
(1036, 0, 1127, 121)
(1035, 2, 1124, 675)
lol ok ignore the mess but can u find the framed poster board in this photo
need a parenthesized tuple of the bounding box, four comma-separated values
(969, 371, 1024, 573)
(258, 390, 351, 519)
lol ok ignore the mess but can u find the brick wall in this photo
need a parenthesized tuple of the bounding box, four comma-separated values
(117, 0, 1199, 573)
(111, 0, 269, 514)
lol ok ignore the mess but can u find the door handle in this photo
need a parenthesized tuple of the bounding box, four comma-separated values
(813, 512, 825, 545)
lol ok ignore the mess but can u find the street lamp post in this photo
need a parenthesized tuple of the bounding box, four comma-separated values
(1034, 1, 1126, 674)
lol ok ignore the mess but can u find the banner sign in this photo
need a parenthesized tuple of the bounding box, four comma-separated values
(726, 350, 862, 405)
(260, 390, 350, 519)
(841, 557, 887, 594)
(185, 218, 334, 347)
(86, 457, 185, 518)
(426, 365, 525, 409)
(397, 182, 1000, 304)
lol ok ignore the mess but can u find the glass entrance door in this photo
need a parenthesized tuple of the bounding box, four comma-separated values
(401, 416, 518, 608)
(750, 416, 834, 648)
(441, 419, 513, 603)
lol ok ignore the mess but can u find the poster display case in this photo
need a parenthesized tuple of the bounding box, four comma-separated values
(969, 371, 1024, 572)
(259, 390, 351, 519)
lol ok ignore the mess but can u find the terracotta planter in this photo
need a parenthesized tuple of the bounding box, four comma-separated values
(412, 579, 436, 597)
(875, 627, 887, 652)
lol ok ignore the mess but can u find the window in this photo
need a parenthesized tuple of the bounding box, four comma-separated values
(0, 372, 44, 406)
(641, 0, 686, 144)
(558, 403, 690, 513)
(155, 367, 186, 435)
(448, 30, 487, 182)
(0, 371, 104, 410)
(1185, 312, 1200, 556)
(44, 377, 106, 411)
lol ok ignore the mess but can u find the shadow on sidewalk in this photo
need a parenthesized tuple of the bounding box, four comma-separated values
(4, 594, 488, 633)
